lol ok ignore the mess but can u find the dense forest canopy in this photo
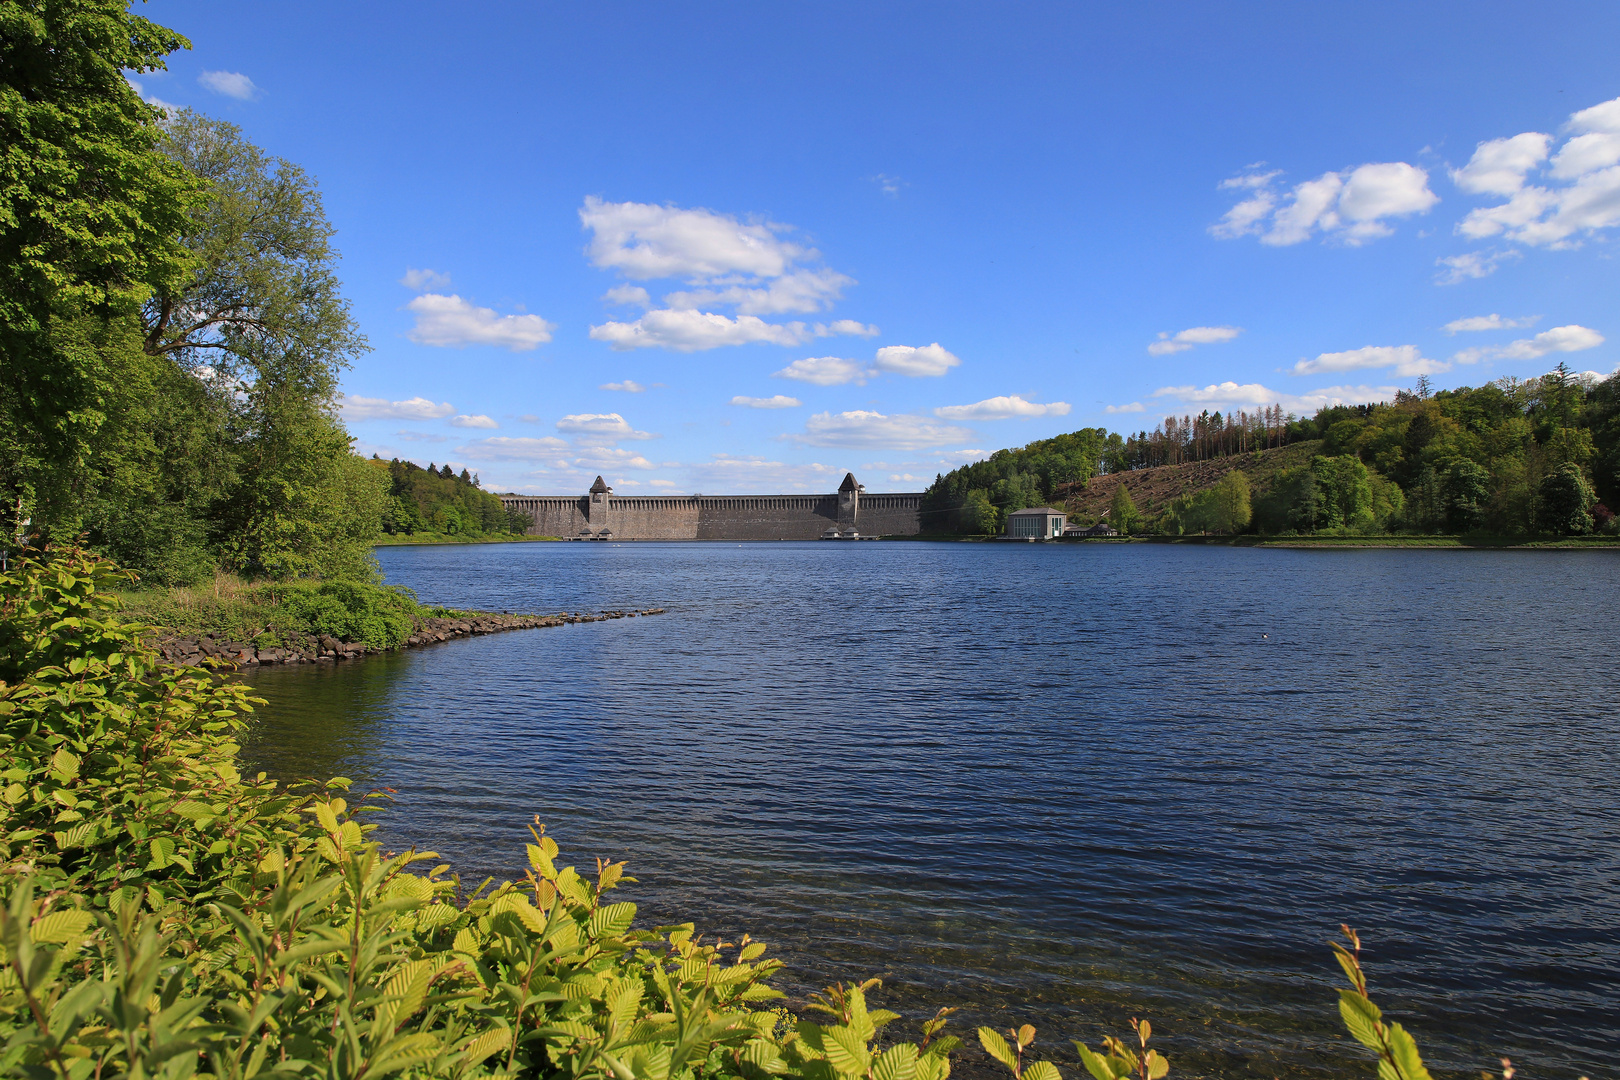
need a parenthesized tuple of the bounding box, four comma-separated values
(379, 458, 533, 538)
(0, 1, 524, 584)
(924, 367, 1620, 537)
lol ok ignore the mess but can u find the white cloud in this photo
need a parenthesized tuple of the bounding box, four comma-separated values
(572, 447, 665, 471)
(124, 75, 181, 113)
(1451, 133, 1552, 196)
(1494, 325, 1605, 360)
(685, 455, 847, 494)
(600, 380, 646, 392)
(1455, 95, 1620, 247)
(773, 356, 873, 386)
(456, 436, 570, 462)
(1434, 250, 1520, 284)
(198, 70, 258, 100)
(448, 414, 498, 429)
(590, 309, 809, 351)
(400, 268, 450, 291)
(556, 412, 655, 444)
(405, 294, 555, 350)
(823, 319, 881, 338)
(1213, 163, 1437, 246)
(730, 395, 801, 409)
(580, 196, 804, 280)
(1442, 314, 1539, 334)
(602, 284, 651, 307)
(794, 411, 973, 450)
(1105, 402, 1145, 414)
(872, 343, 961, 377)
(1148, 325, 1243, 356)
(340, 395, 455, 421)
(1291, 344, 1446, 377)
(873, 173, 907, 196)
(1153, 381, 1400, 414)
(665, 268, 854, 315)
(932, 395, 1071, 420)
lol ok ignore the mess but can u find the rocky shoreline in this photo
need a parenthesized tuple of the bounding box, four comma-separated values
(154, 608, 667, 667)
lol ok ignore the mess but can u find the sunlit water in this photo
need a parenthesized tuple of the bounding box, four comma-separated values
(242, 542, 1620, 1079)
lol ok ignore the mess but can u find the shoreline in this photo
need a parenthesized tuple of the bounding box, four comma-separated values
(155, 606, 667, 668)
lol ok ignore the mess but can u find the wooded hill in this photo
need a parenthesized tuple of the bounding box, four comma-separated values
(1059, 440, 1322, 523)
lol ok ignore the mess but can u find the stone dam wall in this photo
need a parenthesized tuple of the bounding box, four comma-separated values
(499, 482, 924, 540)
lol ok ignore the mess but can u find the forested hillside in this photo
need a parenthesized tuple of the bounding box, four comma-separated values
(379, 458, 532, 538)
(924, 367, 1620, 537)
(0, 12, 522, 583)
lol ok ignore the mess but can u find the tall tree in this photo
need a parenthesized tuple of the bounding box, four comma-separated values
(1, 0, 203, 528)
(1108, 483, 1140, 534)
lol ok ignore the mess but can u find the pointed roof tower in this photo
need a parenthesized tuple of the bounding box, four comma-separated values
(839, 472, 859, 492)
(590, 476, 611, 494)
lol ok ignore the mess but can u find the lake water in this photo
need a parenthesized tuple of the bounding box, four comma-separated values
(243, 541, 1620, 1079)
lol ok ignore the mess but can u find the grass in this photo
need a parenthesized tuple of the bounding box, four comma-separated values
(113, 573, 456, 648)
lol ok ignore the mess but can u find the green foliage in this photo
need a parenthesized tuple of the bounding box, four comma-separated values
(0, 0, 203, 473)
(1441, 460, 1490, 533)
(0, 545, 971, 1080)
(961, 490, 1001, 536)
(1107, 485, 1139, 535)
(923, 430, 1111, 531)
(381, 460, 520, 539)
(1536, 462, 1595, 535)
(1209, 471, 1251, 534)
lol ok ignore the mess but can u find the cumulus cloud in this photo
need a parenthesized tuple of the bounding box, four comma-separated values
(600, 380, 646, 392)
(1214, 163, 1437, 245)
(602, 285, 651, 308)
(932, 395, 1070, 420)
(1105, 402, 1145, 414)
(665, 268, 854, 315)
(1452, 133, 1552, 196)
(1443, 314, 1539, 334)
(456, 436, 570, 462)
(1153, 381, 1400, 414)
(556, 412, 655, 444)
(730, 395, 801, 409)
(448, 414, 498, 429)
(1434, 249, 1521, 284)
(580, 196, 805, 280)
(773, 356, 872, 386)
(872, 343, 960, 377)
(793, 411, 973, 450)
(340, 395, 455, 421)
(579, 197, 878, 348)
(1450, 325, 1605, 366)
(590, 309, 809, 351)
(1455, 95, 1620, 247)
(400, 268, 450, 291)
(198, 70, 258, 100)
(572, 447, 666, 471)
(1291, 345, 1447, 377)
(405, 294, 555, 350)
(1148, 325, 1243, 356)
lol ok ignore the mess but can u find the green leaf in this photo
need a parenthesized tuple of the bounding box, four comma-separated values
(1386, 1024, 1433, 1080)
(822, 1025, 872, 1076)
(1074, 1042, 1116, 1080)
(1024, 1063, 1061, 1080)
(979, 1028, 1019, 1074)
(873, 1043, 920, 1080)
(1338, 990, 1384, 1051)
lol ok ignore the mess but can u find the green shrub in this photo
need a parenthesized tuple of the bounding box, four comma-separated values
(271, 580, 420, 650)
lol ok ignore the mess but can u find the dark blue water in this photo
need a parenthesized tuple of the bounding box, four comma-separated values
(243, 542, 1620, 1079)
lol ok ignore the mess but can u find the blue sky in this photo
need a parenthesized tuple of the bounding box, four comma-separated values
(135, 1, 1620, 494)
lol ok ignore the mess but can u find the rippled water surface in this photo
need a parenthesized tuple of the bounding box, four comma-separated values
(243, 542, 1620, 1078)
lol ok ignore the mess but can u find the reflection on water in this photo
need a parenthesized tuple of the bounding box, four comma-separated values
(243, 542, 1620, 1079)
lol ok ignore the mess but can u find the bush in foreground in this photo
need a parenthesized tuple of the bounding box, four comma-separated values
(3, 547, 1450, 1080)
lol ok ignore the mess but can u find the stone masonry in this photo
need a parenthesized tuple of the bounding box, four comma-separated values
(499, 472, 923, 540)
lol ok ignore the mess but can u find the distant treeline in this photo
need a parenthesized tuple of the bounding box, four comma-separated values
(378, 459, 531, 538)
(923, 366, 1620, 537)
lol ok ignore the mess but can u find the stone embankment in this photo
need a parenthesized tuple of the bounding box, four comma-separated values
(154, 608, 667, 668)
